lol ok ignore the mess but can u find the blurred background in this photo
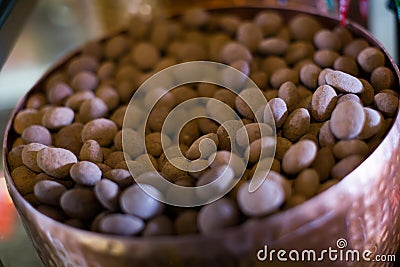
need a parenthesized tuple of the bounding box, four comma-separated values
(0, 0, 398, 266)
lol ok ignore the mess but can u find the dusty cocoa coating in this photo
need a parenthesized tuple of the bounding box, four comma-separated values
(81, 118, 118, 147)
(357, 47, 385, 73)
(275, 137, 292, 161)
(258, 38, 288, 56)
(330, 155, 365, 180)
(318, 120, 337, 148)
(325, 70, 363, 94)
(198, 118, 219, 134)
(213, 89, 236, 109)
(104, 151, 129, 169)
(42, 107, 75, 130)
(70, 161, 102, 186)
(284, 41, 315, 65)
(265, 98, 288, 128)
(22, 143, 47, 172)
(45, 71, 67, 93)
(236, 22, 263, 51)
(110, 105, 127, 128)
(289, 14, 321, 41)
(282, 139, 317, 175)
(260, 56, 287, 75)
(11, 166, 37, 195)
(147, 106, 169, 132)
(313, 29, 341, 51)
(197, 83, 219, 98)
(311, 147, 336, 181)
(337, 94, 362, 105)
(176, 120, 199, 147)
(358, 107, 384, 139)
(170, 85, 198, 105)
(310, 85, 337, 121)
(37, 147, 78, 179)
(161, 158, 188, 182)
(343, 38, 369, 59)
(79, 139, 103, 163)
(220, 41, 252, 64)
(235, 88, 266, 120)
(104, 35, 130, 60)
(97, 61, 116, 81)
(333, 140, 369, 159)
(176, 42, 207, 62)
(293, 58, 314, 74)
(7, 145, 25, 171)
(333, 56, 359, 77)
(121, 128, 145, 158)
(282, 108, 310, 142)
(314, 50, 340, 68)
(317, 68, 333, 86)
(21, 125, 52, 146)
(103, 169, 134, 189)
(254, 11, 283, 36)
(47, 82, 74, 105)
(374, 91, 399, 117)
(218, 15, 241, 35)
(299, 63, 321, 89)
(370, 66, 395, 92)
(359, 79, 375, 105)
(250, 71, 268, 89)
(13, 109, 42, 135)
(185, 133, 219, 160)
(78, 97, 109, 123)
(332, 26, 352, 47)
(294, 169, 320, 198)
(26, 93, 48, 109)
(67, 55, 99, 77)
(65, 91, 95, 111)
(131, 42, 160, 70)
(54, 123, 84, 155)
(236, 123, 273, 147)
(330, 101, 365, 140)
(71, 70, 99, 91)
(216, 120, 242, 151)
(145, 132, 170, 157)
(95, 85, 120, 111)
(246, 136, 275, 163)
(264, 89, 279, 101)
(278, 81, 299, 112)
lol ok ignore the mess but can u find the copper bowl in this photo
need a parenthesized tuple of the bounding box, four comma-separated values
(3, 5, 400, 267)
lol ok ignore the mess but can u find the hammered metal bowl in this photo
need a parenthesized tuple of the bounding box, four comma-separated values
(3, 5, 400, 267)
